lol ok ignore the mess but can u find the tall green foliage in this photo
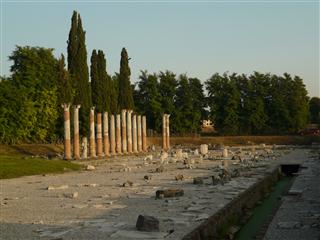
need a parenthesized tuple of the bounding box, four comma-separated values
(135, 70, 162, 131)
(175, 74, 195, 133)
(309, 97, 320, 125)
(57, 54, 73, 104)
(67, 11, 91, 135)
(206, 73, 240, 135)
(118, 48, 134, 110)
(0, 46, 59, 143)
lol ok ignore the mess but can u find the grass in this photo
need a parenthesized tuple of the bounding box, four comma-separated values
(0, 154, 83, 179)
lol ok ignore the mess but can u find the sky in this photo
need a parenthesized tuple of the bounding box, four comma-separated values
(1, 0, 319, 97)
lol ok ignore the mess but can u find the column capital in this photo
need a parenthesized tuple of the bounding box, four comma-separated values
(90, 106, 95, 111)
(74, 104, 81, 110)
(61, 103, 70, 109)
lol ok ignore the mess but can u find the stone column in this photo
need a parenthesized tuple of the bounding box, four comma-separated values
(116, 114, 122, 154)
(103, 112, 110, 157)
(132, 114, 138, 153)
(142, 115, 147, 151)
(110, 115, 116, 155)
(162, 114, 167, 151)
(137, 115, 142, 152)
(127, 110, 133, 153)
(81, 137, 88, 159)
(73, 105, 81, 159)
(89, 107, 96, 158)
(121, 109, 127, 153)
(62, 104, 71, 160)
(96, 113, 103, 157)
(166, 114, 170, 150)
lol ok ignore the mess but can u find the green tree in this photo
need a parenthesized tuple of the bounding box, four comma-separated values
(246, 72, 268, 134)
(118, 48, 134, 110)
(57, 54, 73, 104)
(67, 11, 91, 135)
(0, 46, 59, 143)
(158, 71, 178, 132)
(135, 70, 162, 131)
(110, 74, 119, 114)
(175, 74, 194, 134)
(265, 74, 291, 134)
(90, 50, 101, 110)
(286, 75, 309, 132)
(309, 97, 320, 125)
(206, 73, 240, 135)
(189, 77, 207, 121)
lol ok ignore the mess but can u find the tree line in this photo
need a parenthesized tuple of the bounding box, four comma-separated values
(0, 10, 319, 144)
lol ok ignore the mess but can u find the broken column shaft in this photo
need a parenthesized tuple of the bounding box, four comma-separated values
(103, 112, 110, 157)
(121, 109, 127, 153)
(166, 114, 170, 150)
(132, 114, 138, 153)
(137, 115, 142, 152)
(96, 113, 103, 157)
(162, 114, 167, 151)
(62, 104, 71, 160)
(110, 115, 116, 155)
(127, 110, 133, 153)
(142, 115, 147, 151)
(116, 114, 122, 154)
(73, 105, 81, 159)
(89, 107, 96, 158)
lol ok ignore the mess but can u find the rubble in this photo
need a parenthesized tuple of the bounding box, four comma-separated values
(156, 188, 184, 199)
(136, 215, 160, 232)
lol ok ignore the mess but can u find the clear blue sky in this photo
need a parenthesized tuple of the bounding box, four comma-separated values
(1, 1, 319, 97)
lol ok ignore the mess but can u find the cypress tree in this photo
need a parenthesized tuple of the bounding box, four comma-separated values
(118, 48, 134, 110)
(110, 74, 119, 114)
(67, 11, 91, 135)
(97, 50, 109, 112)
(67, 11, 78, 77)
(90, 50, 100, 110)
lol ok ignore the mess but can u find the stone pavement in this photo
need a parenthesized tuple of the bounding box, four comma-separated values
(0, 145, 307, 240)
(264, 148, 320, 240)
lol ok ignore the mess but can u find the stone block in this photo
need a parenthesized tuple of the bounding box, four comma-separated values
(156, 188, 184, 199)
(136, 215, 160, 232)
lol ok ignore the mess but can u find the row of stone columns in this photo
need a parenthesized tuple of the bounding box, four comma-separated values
(62, 105, 147, 160)
(162, 114, 170, 151)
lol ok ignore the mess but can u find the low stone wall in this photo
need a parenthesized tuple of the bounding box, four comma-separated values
(182, 167, 281, 240)
(148, 135, 320, 146)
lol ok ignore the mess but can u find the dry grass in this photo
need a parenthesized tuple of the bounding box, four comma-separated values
(148, 135, 320, 146)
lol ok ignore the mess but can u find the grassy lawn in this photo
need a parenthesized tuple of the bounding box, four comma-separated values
(0, 154, 83, 179)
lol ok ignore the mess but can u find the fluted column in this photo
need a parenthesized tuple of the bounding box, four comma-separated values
(62, 104, 71, 160)
(162, 114, 167, 151)
(103, 112, 110, 157)
(110, 115, 116, 155)
(73, 105, 81, 159)
(89, 107, 96, 158)
(137, 115, 142, 152)
(116, 114, 122, 154)
(132, 114, 138, 153)
(121, 109, 127, 153)
(166, 114, 171, 150)
(142, 115, 147, 151)
(127, 110, 133, 153)
(96, 113, 103, 157)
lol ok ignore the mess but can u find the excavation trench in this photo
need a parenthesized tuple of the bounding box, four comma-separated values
(183, 164, 300, 240)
